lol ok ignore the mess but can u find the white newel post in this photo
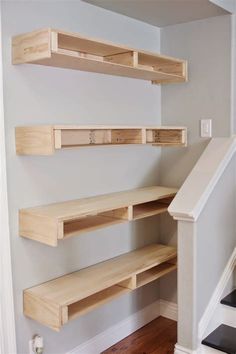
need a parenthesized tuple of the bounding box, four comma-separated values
(168, 137, 236, 354)
(174, 220, 199, 354)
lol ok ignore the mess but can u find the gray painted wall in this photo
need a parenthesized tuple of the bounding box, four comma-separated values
(159, 14, 232, 306)
(2, 1, 233, 352)
(210, 0, 236, 13)
(160, 14, 234, 350)
(232, 14, 236, 133)
(177, 156, 236, 350)
(1, 1, 163, 353)
(196, 155, 236, 322)
(160, 14, 232, 187)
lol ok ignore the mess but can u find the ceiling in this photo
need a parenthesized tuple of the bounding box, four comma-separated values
(83, 0, 230, 27)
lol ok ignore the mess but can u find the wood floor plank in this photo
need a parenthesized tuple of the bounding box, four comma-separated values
(102, 316, 177, 354)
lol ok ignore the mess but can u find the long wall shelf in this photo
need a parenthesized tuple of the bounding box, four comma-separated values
(15, 125, 187, 155)
(19, 186, 177, 246)
(12, 28, 187, 84)
(24, 243, 177, 331)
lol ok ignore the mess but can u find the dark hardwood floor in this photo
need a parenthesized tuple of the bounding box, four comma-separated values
(102, 316, 177, 354)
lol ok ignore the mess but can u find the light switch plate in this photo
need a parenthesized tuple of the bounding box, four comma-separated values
(200, 119, 212, 138)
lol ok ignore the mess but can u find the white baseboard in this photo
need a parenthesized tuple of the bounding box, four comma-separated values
(174, 344, 198, 354)
(160, 299, 178, 321)
(68, 299, 177, 354)
(198, 247, 236, 339)
(175, 343, 224, 354)
(200, 345, 224, 354)
(175, 344, 222, 354)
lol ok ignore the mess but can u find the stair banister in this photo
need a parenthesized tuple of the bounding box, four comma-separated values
(168, 137, 236, 354)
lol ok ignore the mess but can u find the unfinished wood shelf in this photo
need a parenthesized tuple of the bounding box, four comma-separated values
(19, 186, 177, 246)
(12, 28, 187, 84)
(15, 125, 187, 155)
(24, 243, 177, 330)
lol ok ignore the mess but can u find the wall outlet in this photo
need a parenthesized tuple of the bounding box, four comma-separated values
(200, 119, 212, 138)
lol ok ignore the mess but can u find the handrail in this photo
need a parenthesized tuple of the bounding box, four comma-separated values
(168, 136, 236, 221)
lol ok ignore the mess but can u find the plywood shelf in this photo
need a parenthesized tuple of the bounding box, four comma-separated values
(23, 243, 177, 330)
(12, 28, 187, 84)
(132, 196, 172, 220)
(136, 262, 177, 288)
(15, 125, 187, 155)
(19, 186, 177, 246)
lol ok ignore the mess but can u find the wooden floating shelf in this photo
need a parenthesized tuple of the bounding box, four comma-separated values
(24, 243, 177, 330)
(12, 28, 188, 84)
(15, 125, 187, 155)
(19, 186, 177, 246)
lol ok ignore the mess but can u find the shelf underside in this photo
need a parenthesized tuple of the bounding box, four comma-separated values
(12, 28, 187, 84)
(19, 186, 177, 246)
(33, 52, 186, 83)
(24, 243, 177, 330)
(15, 126, 187, 155)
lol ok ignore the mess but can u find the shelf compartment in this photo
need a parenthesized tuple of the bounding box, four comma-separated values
(63, 208, 129, 238)
(23, 243, 177, 330)
(138, 52, 186, 77)
(60, 128, 112, 147)
(146, 128, 187, 146)
(59, 128, 143, 147)
(133, 199, 174, 220)
(12, 28, 188, 84)
(67, 285, 131, 320)
(136, 262, 177, 288)
(15, 126, 187, 155)
(19, 186, 177, 246)
(110, 129, 143, 144)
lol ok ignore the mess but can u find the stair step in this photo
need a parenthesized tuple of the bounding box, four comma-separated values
(221, 290, 236, 308)
(202, 324, 236, 354)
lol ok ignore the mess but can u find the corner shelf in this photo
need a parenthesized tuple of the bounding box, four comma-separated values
(12, 28, 187, 84)
(24, 243, 177, 331)
(19, 186, 177, 246)
(15, 125, 187, 155)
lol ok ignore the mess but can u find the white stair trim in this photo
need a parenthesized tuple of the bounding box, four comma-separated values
(198, 247, 236, 339)
(67, 299, 177, 354)
(168, 137, 236, 221)
(200, 345, 224, 353)
(174, 344, 198, 353)
(175, 344, 223, 354)
(221, 302, 236, 328)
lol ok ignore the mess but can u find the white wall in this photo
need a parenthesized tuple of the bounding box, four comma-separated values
(1, 1, 163, 353)
(160, 14, 232, 186)
(210, 0, 236, 13)
(159, 15, 232, 304)
(2, 1, 233, 352)
(232, 14, 236, 133)
(177, 155, 236, 350)
(196, 155, 236, 321)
